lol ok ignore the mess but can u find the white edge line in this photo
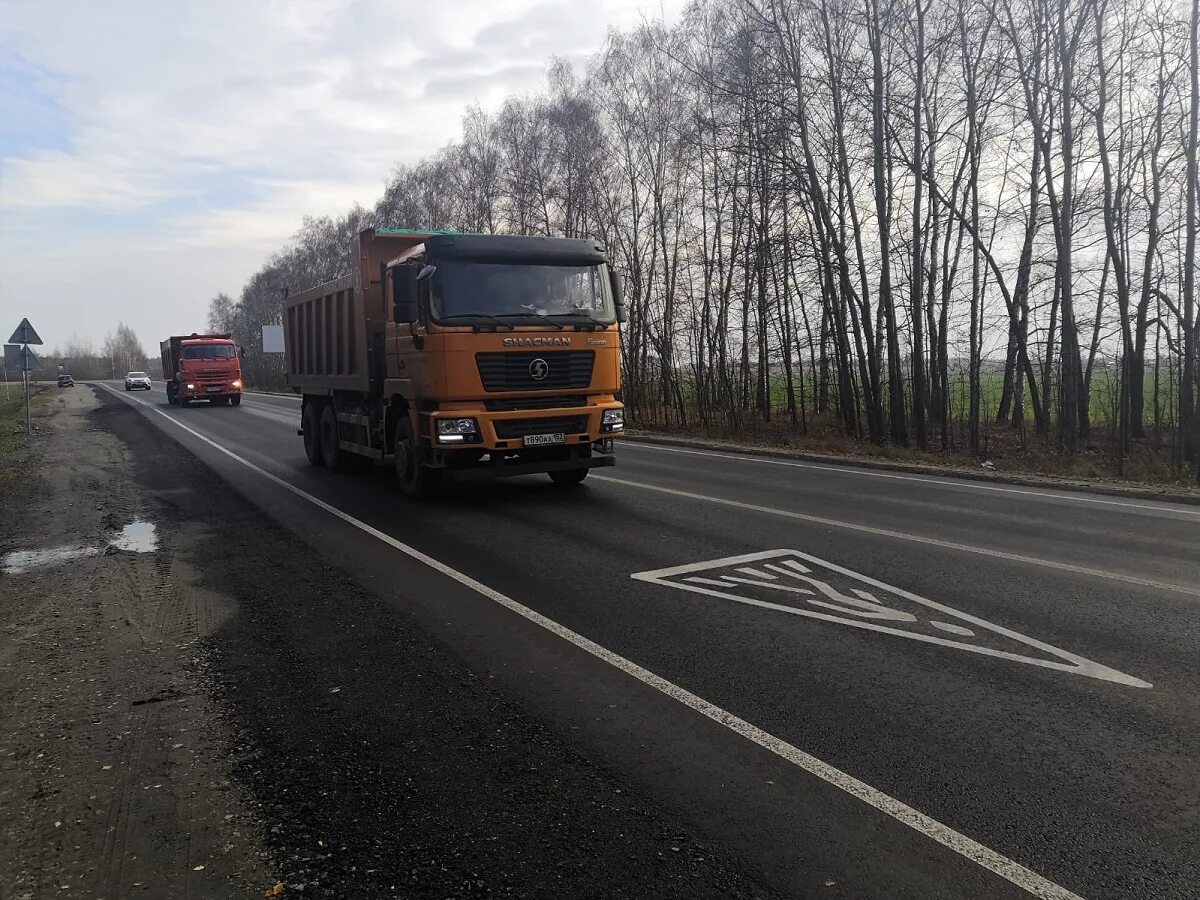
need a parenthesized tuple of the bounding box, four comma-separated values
(593, 474, 1200, 600)
(623, 441, 1200, 517)
(99, 386, 1085, 900)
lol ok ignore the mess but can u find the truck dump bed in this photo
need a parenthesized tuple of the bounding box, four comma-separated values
(283, 229, 437, 394)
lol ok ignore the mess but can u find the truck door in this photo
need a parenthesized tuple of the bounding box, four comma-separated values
(387, 265, 423, 393)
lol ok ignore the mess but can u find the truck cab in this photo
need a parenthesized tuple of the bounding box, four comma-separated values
(384, 234, 624, 491)
(161, 334, 244, 407)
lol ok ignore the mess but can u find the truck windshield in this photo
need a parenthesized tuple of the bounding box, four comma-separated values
(433, 261, 615, 324)
(182, 344, 236, 360)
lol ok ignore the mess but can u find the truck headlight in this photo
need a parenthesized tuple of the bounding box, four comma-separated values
(232, 379, 243, 389)
(436, 418, 480, 443)
(601, 409, 624, 432)
(186, 383, 196, 390)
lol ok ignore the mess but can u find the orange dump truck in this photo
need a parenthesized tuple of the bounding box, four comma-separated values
(160, 333, 244, 407)
(283, 228, 626, 497)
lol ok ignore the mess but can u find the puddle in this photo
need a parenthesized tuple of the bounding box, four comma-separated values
(2, 521, 158, 575)
(109, 521, 157, 553)
(2, 546, 99, 575)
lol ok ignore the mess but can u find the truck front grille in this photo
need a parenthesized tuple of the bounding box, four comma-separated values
(483, 395, 588, 412)
(494, 416, 590, 439)
(476, 351, 595, 392)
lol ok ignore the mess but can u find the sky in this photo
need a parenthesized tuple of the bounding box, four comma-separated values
(0, 0, 684, 358)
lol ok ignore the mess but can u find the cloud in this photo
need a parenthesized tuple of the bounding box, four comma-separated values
(0, 0, 685, 349)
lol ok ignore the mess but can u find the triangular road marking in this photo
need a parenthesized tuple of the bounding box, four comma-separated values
(632, 549, 1150, 688)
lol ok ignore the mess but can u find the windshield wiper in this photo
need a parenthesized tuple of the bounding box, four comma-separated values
(439, 314, 515, 331)
(546, 311, 609, 329)
(494, 313, 565, 330)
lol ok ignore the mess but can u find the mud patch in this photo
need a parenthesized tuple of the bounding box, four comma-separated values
(2, 544, 99, 574)
(3, 521, 157, 574)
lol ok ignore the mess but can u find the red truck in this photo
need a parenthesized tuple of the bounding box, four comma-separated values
(160, 333, 244, 407)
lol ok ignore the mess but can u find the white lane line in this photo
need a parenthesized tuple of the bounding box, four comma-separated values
(243, 392, 301, 408)
(622, 441, 1200, 517)
(127, 388, 297, 426)
(99, 386, 1084, 900)
(239, 404, 300, 427)
(592, 474, 1200, 599)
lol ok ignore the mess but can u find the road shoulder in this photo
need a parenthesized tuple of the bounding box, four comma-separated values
(0, 387, 271, 898)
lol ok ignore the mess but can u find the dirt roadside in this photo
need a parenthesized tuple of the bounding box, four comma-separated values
(1, 387, 271, 898)
(2, 388, 771, 898)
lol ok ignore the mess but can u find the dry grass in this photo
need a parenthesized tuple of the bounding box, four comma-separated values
(0, 383, 52, 491)
(630, 408, 1198, 489)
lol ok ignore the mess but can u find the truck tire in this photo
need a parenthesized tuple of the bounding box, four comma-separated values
(302, 403, 323, 467)
(319, 405, 349, 471)
(230, 395, 241, 407)
(549, 468, 589, 486)
(393, 417, 438, 499)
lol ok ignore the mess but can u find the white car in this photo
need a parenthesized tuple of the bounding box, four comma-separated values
(124, 371, 152, 391)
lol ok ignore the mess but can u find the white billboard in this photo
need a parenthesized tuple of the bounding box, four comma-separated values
(261, 325, 285, 354)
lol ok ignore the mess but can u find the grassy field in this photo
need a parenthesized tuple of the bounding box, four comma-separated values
(749, 368, 1174, 429)
(0, 383, 52, 491)
(637, 369, 1196, 486)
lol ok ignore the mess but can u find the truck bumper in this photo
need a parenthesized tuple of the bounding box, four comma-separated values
(179, 384, 243, 400)
(442, 450, 616, 482)
(182, 392, 239, 401)
(431, 401, 624, 451)
(432, 438, 616, 482)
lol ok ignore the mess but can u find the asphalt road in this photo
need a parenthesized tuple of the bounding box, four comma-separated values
(99, 382, 1200, 900)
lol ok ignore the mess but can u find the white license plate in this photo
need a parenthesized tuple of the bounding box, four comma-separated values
(524, 433, 565, 447)
(205, 386, 221, 393)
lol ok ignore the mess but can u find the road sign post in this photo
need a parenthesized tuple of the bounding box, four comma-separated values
(8, 318, 44, 438)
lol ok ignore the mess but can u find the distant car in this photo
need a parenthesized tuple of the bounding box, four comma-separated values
(57, 374, 75, 388)
(124, 371, 152, 391)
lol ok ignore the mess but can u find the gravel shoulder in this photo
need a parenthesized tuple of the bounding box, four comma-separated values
(1, 387, 771, 898)
(1, 387, 270, 898)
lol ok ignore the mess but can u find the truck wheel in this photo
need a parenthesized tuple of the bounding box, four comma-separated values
(230, 395, 241, 407)
(549, 468, 589, 486)
(394, 417, 438, 499)
(302, 403, 323, 467)
(319, 405, 348, 471)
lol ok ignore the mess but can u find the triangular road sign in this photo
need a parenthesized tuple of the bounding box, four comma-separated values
(8, 318, 43, 346)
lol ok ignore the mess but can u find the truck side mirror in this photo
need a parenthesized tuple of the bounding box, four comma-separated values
(392, 266, 419, 324)
(610, 269, 628, 324)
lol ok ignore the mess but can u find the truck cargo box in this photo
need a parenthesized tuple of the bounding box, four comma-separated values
(283, 229, 438, 394)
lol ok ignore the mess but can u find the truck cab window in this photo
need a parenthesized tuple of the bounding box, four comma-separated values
(432, 261, 615, 323)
